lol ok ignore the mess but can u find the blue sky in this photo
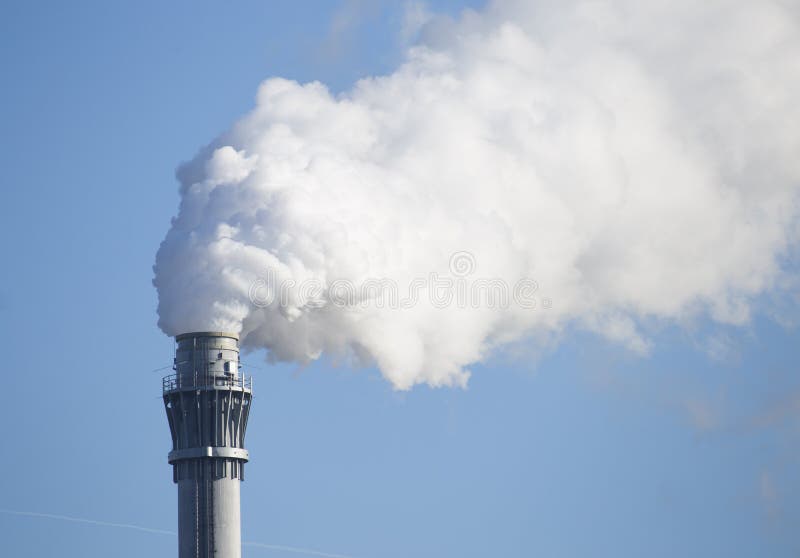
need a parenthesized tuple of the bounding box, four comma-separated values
(1, 1, 799, 557)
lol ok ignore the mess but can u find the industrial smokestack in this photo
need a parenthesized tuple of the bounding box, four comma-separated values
(162, 332, 253, 558)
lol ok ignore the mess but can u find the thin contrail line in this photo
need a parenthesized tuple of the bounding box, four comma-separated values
(0, 509, 360, 558)
(0, 509, 175, 536)
(243, 542, 359, 558)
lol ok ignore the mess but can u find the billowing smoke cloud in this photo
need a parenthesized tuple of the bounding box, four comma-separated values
(154, 0, 800, 389)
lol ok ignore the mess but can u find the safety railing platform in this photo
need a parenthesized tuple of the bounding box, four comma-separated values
(162, 373, 253, 394)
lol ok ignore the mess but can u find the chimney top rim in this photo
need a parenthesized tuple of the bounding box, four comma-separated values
(175, 331, 240, 342)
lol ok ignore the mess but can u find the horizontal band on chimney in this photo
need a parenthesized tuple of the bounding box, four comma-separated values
(168, 446, 250, 463)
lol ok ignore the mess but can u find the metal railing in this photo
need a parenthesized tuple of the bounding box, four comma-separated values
(162, 372, 253, 394)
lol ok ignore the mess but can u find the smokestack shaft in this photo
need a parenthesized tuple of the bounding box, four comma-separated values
(163, 332, 252, 558)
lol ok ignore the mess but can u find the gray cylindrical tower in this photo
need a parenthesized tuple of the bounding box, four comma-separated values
(163, 332, 253, 558)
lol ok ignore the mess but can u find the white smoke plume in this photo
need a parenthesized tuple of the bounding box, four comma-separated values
(154, 0, 800, 390)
